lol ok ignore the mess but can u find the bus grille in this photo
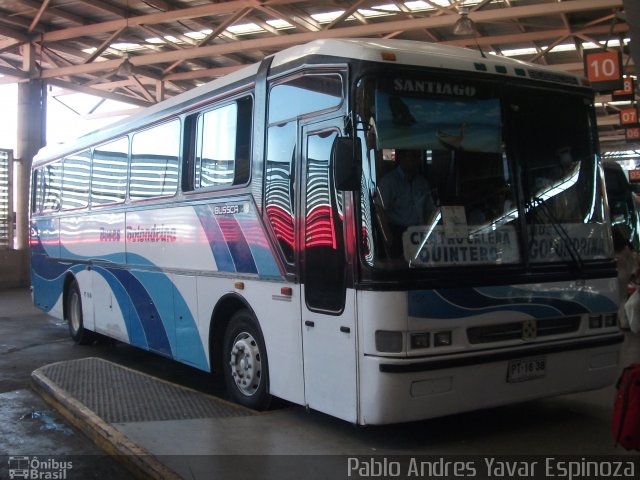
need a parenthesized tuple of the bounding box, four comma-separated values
(467, 316, 581, 344)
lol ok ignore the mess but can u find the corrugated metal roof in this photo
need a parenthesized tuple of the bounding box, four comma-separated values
(0, 0, 635, 153)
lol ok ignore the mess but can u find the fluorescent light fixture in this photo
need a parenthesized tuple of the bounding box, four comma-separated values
(370, 4, 400, 13)
(227, 23, 264, 35)
(500, 47, 538, 57)
(185, 31, 207, 40)
(266, 19, 293, 29)
(110, 43, 143, 52)
(405, 1, 431, 12)
(358, 8, 393, 18)
(311, 11, 345, 23)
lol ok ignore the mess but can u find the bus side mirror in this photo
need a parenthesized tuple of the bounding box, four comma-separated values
(332, 136, 362, 191)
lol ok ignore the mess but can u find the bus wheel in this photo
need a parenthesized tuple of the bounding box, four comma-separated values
(66, 280, 94, 345)
(223, 310, 271, 410)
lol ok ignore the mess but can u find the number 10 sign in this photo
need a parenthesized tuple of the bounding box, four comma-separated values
(584, 50, 623, 92)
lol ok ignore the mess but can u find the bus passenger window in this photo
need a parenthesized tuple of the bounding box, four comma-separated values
(193, 96, 253, 190)
(195, 103, 237, 189)
(42, 161, 62, 212)
(130, 120, 180, 200)
(32, 168, 44, 214)
(61, 150, 90, 210)
(91, 137, 128, 206)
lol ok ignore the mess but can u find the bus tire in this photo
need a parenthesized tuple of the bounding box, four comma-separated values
(223, 310, 271, 410)
(66, 280, 94, 345)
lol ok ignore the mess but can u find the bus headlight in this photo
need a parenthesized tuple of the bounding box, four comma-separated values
(433, 331, 452, 347)
(603, 313, 617, 327)
(376, 330, 403, 353)
(589, 315, 603, 329)
(410, 332, 430, 349)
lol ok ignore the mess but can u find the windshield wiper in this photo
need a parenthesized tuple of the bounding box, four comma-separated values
(528, 196, 584, 273)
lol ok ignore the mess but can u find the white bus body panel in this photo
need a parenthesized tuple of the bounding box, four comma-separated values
(301, 286, 358, 423)
(356, 278, 620, 425)
(196, 276, 305, 406)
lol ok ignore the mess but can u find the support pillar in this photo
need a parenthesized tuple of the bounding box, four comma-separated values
(15, 77, 46, 251)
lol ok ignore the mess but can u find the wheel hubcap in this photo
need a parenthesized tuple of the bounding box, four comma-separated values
(69, 292, 81, 333)
(229, 332, 262, 396)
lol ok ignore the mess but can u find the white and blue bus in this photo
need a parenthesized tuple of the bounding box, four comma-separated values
(30, 39, 623, 425)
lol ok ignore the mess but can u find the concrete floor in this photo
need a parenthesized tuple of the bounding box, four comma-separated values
(1, 288, 640, 480)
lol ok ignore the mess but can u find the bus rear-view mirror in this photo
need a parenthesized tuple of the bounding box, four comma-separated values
(332, 136, 362, 191)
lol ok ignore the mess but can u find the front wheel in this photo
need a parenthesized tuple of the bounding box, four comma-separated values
(66, 280, 95, 345)
(223, 310, 271, 410)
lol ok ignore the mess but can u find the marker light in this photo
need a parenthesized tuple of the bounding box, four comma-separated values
(381, 51, 396, 61)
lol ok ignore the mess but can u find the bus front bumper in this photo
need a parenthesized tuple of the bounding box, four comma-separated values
(357, 333, 623, 425)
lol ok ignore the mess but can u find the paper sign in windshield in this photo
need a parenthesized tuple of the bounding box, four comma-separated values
(403, 226, 519, 266)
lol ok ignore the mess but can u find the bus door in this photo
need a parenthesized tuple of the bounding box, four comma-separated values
(300, 119, 358, 423)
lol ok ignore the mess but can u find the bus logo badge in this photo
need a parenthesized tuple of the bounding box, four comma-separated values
(522, 319, 537, 341)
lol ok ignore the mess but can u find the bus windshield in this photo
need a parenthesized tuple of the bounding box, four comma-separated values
(357, 74, 612, 269)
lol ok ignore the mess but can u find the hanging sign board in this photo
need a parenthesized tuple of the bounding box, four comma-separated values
(613, 76, 635, 102)
(620, 107, 639, 126)
(625, 126, 640, 143)
(629, 169, 640, 183)
(584, 50, 623, 92)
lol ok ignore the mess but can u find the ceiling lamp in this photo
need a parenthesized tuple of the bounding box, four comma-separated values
(116, 56, 134, 76)
(453, 7, 477, 36)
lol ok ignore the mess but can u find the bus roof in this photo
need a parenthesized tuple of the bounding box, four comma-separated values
(271, 38, 583, 85)
(33, 38, 586, 166)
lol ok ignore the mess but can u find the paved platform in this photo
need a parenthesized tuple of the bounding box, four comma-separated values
(31, 356, 394, 479)
(31, 335, 640, 480)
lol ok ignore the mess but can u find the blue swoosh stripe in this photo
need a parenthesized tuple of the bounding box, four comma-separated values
(408, 287, 609, 320)
(194, 204, 235, 272)
(108, 268, 172, 355)
(217, 214, 258, 274)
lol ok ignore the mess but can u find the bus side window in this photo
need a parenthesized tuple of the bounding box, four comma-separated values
(42, 160, 62, 212)
(91, 137, 129, 206)
(130, 119, 180, 200)
(234, 96, 253, 186)
(268, 73, 343, 124)
(61, 149, 91, 210)
(193, 95, 253, 190)
(32, 168, 44, 214)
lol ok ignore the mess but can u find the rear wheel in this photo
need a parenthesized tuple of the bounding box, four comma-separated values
(223, 310, 271, 410)
(66, 280, 95, 345)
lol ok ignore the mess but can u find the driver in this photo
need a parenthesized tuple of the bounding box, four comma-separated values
(378, 149, 436, 255)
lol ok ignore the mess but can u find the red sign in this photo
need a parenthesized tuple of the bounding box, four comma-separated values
(625, 127, 640, 142)
(620, 107, 639, 126)
(584, 50, 623, 92)
(613, 76, 635, 101)
(629, 169, 640, 183)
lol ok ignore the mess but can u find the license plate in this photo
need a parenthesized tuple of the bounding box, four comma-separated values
(507, 357, 546, 383)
